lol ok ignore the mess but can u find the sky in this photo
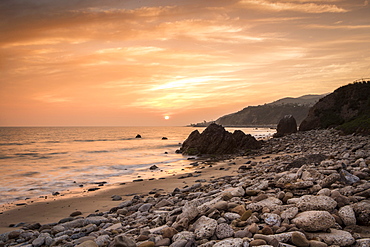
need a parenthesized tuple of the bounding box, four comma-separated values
(1, 0, 369, 126)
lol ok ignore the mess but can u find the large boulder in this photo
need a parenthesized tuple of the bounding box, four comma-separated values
(273, 115, 297, 137)
(180, 123, 261, 155)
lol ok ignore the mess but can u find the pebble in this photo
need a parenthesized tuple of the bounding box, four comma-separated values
(0, 129, 368, 247)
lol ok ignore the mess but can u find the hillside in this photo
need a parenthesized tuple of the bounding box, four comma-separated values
(214, 94, 326, 127)
(300, 81, 370, 135)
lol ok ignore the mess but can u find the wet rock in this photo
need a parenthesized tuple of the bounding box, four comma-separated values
(292, 211, 335, 232)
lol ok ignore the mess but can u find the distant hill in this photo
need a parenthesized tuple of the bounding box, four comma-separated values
(300, 81, 370, 135)
(214, 94, 326, 127)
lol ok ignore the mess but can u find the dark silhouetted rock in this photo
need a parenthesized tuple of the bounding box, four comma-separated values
(180, 123, 261, 155)
(135, 134, 142, 138)
(273, 115, 297, 138)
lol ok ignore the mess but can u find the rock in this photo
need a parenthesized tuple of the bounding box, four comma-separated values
(213, 238, 243, 247)
(180, 123, 261, 155)
(170, 239, 188, 247)
(273, 115, 297, 138)
(111, 235, 136, 247)
(96, 235, 110, 246)
(149, 165, 158, 170)
(156, 238, 171, 246)
(320, 173, 341, 188)
(308, 240, 328, 247)
(112, 195, 122, 201)
(340, 169, 360, 184)
(281, 207, 298, 219)
(355, 239, 370, 247)
(353, 200, 370, 226)
(291, 232, 309, 247)
(231, 205, 246, 215)
(306, 229, 355, 246)
(172, 231, 195, 242)
(250, 239, 267, 246)
(224, 212, 241, 221)
(84, 216, 108, 225)
(162, 227, 178, 239)
(76, 240, 99, 247)
(213, 201, 229, 211)
(193, 216, 218, 240)
(138, 203, 153, 212)
(245, 197, 283, 211)
(262, 213, 281, 226)
(138, 241, 155, 247)
(292, 211, 335, 232)
(215, 223, 234, 239)
(70, 211, 82, 217)
(240, 210, 253, 221)
(136, 134, 142, 138)
(295, 195, 337, 211)
(338, 205, 356, 226)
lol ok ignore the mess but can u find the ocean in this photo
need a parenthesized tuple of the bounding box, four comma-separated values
(0, 126, 274, 205)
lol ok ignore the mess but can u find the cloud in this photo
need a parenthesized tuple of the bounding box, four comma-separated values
(238, 0, 348, 13)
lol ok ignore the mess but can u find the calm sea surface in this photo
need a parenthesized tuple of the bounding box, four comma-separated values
(0, 126, 274, 205)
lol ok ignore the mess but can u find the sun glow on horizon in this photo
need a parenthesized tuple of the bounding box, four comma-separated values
(1, 0, 369, 126)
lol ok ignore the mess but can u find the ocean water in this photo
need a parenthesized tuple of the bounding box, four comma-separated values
(0, 126, 274, 205)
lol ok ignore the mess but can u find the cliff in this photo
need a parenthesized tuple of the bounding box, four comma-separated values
(215, 94, 325, 126)
(299, 81, 370, 135)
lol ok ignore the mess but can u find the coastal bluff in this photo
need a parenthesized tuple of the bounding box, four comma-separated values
(179, 123, 261, 155)
(300, 81, 370, 135)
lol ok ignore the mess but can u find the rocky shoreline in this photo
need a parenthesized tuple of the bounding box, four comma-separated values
(0, 129, 369, 247)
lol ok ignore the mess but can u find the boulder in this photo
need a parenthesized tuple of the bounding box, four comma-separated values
(213, 238, 243, 247)
(295, 195, 337, 212)
(338, 205, 356, 226)
(306, 229, 355, 246)
(193, 216, 218, 240)
(353, 200, 370, 226)
(273, 115, 297, 138)
(292, 211, 336, 232)
(180, 123, 261, 155)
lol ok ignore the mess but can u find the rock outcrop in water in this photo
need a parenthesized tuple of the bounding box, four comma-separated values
(299, 81, 370, 135)
(180, 123, 261, 155)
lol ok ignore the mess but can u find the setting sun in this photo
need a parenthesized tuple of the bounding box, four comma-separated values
(164, 116, 170, 120)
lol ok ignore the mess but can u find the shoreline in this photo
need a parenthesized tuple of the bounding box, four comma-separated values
(0, 154, 273, 234)
(0, 129, 369, 247)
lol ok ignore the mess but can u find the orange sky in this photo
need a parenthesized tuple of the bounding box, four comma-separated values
(1, 0, 369, 126)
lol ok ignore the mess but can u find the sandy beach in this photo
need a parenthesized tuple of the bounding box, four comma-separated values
(0, 154, 267, 234)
